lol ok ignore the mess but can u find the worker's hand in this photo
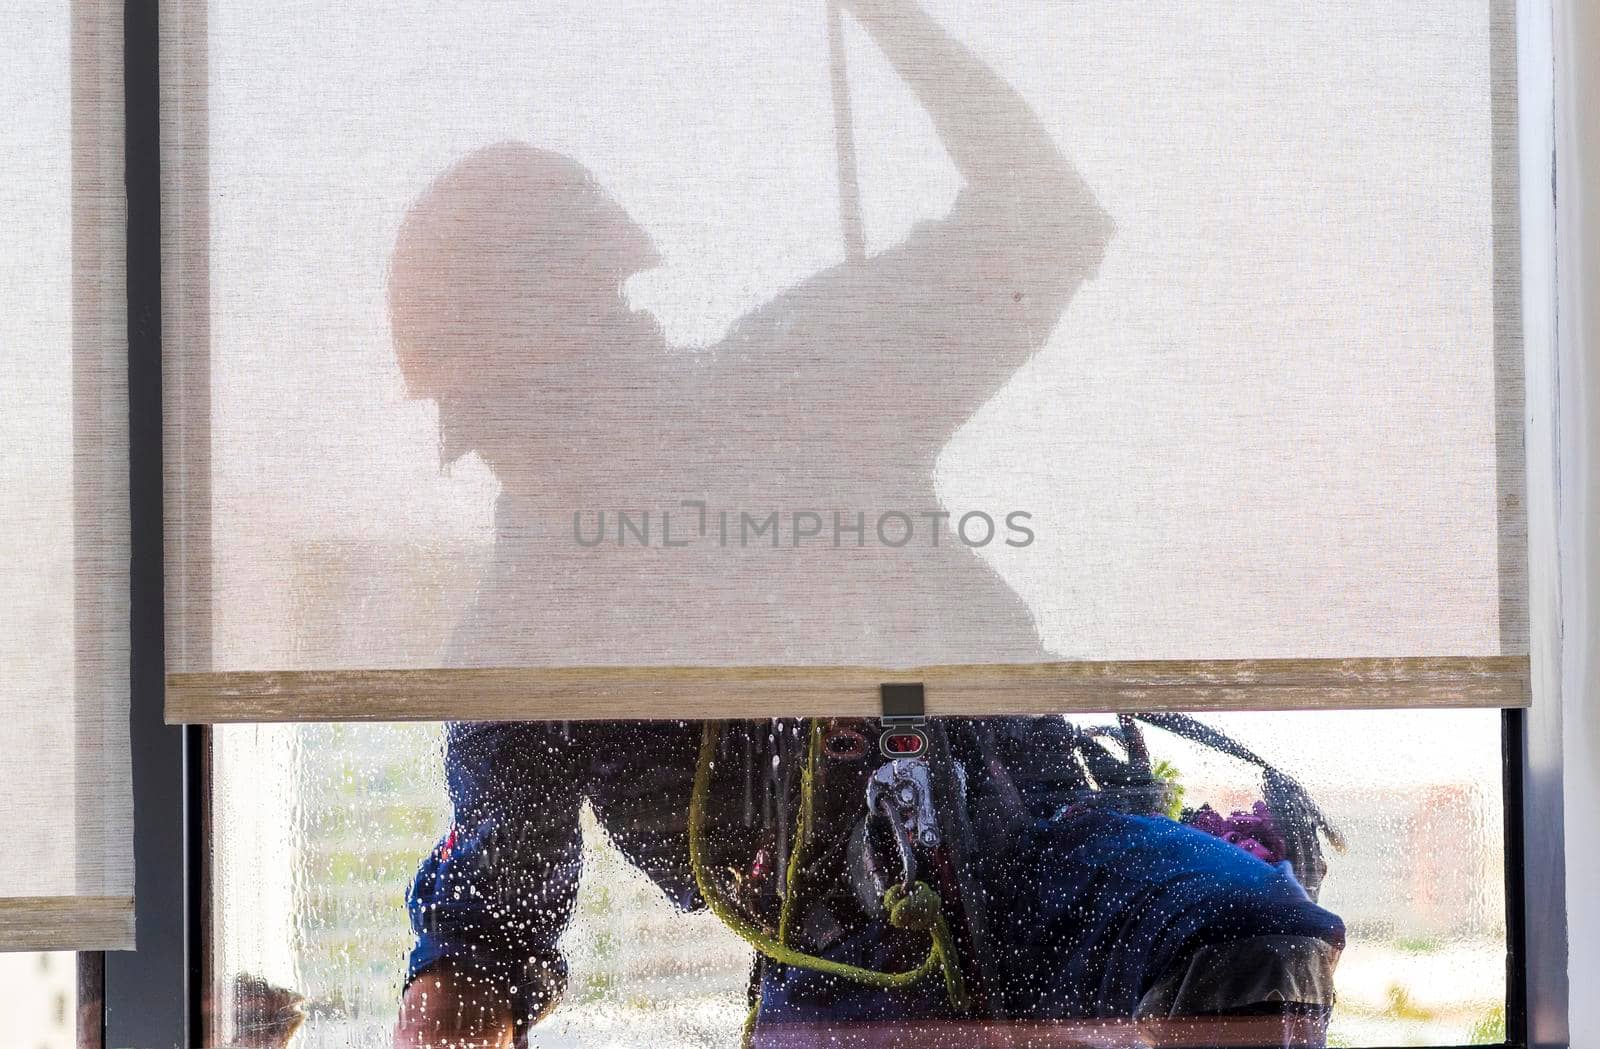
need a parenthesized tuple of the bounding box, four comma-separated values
(394, 965, 516, 1049)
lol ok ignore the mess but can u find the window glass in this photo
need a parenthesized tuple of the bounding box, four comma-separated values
(210, 710, 1506, 1048)
(0, 953, 81, 1049)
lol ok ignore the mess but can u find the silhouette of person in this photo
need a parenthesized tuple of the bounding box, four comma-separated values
(387, 0, 1112, 671)
(392, 3, 1339, 1048)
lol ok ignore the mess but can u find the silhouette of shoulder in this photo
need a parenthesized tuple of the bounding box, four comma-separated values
(720, 181, 1110, 350)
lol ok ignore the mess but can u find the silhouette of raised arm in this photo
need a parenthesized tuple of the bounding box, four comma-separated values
(843, 0, 1100, 223)
(715, 0, 1111, 455)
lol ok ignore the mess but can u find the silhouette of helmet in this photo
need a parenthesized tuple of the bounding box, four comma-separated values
(388, 141, 658, 395)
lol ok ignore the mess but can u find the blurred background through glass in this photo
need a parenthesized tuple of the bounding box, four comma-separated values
(210, 709, 1506, 1048)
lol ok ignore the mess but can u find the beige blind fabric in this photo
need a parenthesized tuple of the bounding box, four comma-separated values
(0, 0, 134, 949)
(163, 0, 1529, 721)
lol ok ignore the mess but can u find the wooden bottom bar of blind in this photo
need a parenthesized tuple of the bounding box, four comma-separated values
(0, 895, 135, 952)
(166, 655, 1530, 723)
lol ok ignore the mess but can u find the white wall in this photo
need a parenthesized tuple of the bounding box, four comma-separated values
(1556, 0, 1600, 1043)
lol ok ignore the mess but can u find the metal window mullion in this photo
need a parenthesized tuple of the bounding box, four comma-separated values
(101, 1, 201, 1047)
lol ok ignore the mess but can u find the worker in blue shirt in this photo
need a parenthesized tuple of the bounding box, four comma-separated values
(396, 716, 1343, 1048)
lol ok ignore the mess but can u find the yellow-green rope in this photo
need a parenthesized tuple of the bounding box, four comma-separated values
(689, 720, 968, 1013)
(776, 719, 823, 948)
(741, 1000, 760, 1049)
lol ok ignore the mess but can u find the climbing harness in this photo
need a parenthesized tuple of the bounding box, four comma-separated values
(688, 719, 970, 1025)
(690, 711, 1342, 1047)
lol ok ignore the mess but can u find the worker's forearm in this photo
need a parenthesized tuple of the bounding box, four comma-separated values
(395, 970, 516, 1049)
(841, 0, 1072, 188)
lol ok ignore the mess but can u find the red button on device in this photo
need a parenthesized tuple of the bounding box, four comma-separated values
(879, 730, 927, 757)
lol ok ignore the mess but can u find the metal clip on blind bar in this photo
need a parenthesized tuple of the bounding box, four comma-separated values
(879, 683, 928, 758)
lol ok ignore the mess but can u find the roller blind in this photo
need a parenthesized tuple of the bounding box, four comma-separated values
(0, 0, 134, 950)
(162, 0, 1529, 722)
